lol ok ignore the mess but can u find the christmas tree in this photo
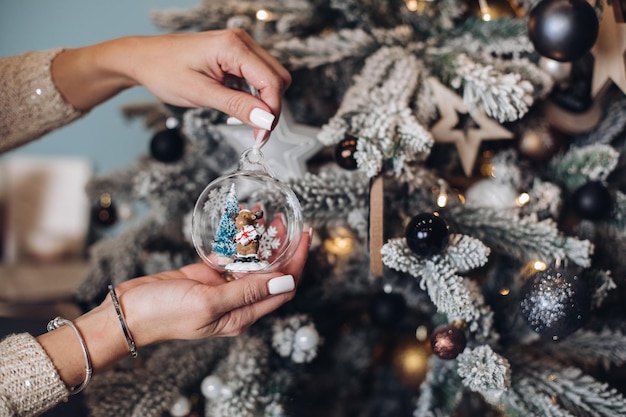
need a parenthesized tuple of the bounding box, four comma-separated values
(211, 184, 239, 260)
(77, 0, 626, 416)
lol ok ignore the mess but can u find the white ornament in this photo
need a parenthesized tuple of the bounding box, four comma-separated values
(169, 395, 191, 417)
(216, 104, 323, 181)
(465, 179, 518, 210)
(200, 375, 223, 399)
(294, 325, 320, 351)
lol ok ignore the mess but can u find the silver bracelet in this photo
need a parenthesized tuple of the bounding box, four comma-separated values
(46, 317, 92, 395)
(108, 284, 138, 358)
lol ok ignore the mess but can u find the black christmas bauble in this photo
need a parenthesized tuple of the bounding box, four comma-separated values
(528, 0, 599, 62)
(334, 136, 359, 170)
(571, 181, 612, 220)
(404, 213, 450, 257)
(369, 291, 407, 326)
(519, 268, 591, 340)
(150, 129, 185, 162)
(430, 324, 467, 360)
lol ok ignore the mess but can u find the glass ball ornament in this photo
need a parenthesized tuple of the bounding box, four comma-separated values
(519, 267, 591, 340)
(150, 128, 185, 163)
(192, 148, 303, 273)
(430, 324, 467, 360)
(201, 375, 223, 399)
(404, 212, 450, 257)
(334, 135, 359, 170)
(528, 0, 599, 62)
(294, 325, 320, 351)
(169, 395, 191, 417)
(571, 181, 612, 220)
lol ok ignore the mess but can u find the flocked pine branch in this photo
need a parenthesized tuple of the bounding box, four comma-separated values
(151, 0, 311, 32)
(446, 17, 534, 59)
(538, 328, 626, 370)
(269, 26, 413, 70)
(318, 46, 432, 177)
(548, 144, 620, 191)
(448, 206, 593, 267)
(381, 236, 490, 334)
(457, 345, 511, 405)
(451, 53, 534, 122)
(506, 357, 626, 417)
(414, 357, 463, 417)
(287, 169, 369, 225)
(205, 336, 270, 417)
(86, 339, 230, 417)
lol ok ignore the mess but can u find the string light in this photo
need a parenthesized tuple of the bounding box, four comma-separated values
(323, 227, 354, 255)
(406, 0, 419, 10)
(516, 192, 530, 207)
(533, 261, 547, 271)
(256, 9, 272, 21)
(478, 0, 492, 20)
(415, 325, 429, 342)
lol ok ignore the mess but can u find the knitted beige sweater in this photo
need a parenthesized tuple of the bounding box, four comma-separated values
(0, 48, 84, 152)
(0, 334, 69, 416)
(0, 49, 86, 416)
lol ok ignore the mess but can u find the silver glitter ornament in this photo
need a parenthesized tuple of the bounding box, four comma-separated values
(519, 268, 590, 340)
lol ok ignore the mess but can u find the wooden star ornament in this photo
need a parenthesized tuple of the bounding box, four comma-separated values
(591, 0, 626, 97)
(428, 78, 514, 176)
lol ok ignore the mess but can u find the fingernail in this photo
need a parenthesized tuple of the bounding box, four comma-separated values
(268, 274, 295, 295)
(249, 108, 275, 130)
(226, 116, 244, 125)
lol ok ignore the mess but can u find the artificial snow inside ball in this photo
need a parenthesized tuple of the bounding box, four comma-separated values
(404, 213, 450, 257)
(519, 268, 591, 340)
(528, 0, 599, 62)
(430, 324, 467, 360)
(334, 136, 359, 170)
(571, 181, 612, 220)
(150, 128, 185, 163)
(294, 325, 320, 351)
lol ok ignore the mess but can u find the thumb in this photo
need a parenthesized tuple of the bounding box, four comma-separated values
(213, 273, 295, 314)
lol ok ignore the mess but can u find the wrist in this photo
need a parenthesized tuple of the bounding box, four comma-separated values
(51, 37, 138, 111)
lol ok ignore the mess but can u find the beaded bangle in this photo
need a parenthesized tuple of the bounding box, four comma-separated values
(108, 284, 138, 358)
(46, 317, 92, 394)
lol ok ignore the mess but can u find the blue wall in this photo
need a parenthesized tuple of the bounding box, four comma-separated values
(0, 0, 199, 173)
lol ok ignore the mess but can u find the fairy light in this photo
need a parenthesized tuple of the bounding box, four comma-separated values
(415, 325, 429, 342)
(478, 0, 492, 20)
(533, 260, 547, 271)
(256, 9, 272, 21)
(323, 227, 354, 255)
(406, 0, 419, 11)
(499, 287, 511, 296)
(516, 192, 530, 207)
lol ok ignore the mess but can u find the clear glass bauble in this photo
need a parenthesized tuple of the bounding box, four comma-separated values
(192, 147, 303, 273)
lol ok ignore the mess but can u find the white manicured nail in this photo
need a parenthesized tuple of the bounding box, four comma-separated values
(249, 108, 275, 130)
(268, 275, 295, 295)
(226, 116, 243, 125)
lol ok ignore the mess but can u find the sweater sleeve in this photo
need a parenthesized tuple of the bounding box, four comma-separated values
(0, 333, 69, 417)
(0, 48, 86, 153)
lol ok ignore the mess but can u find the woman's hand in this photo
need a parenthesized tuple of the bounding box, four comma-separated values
(111, 230, 310, 346)
(52, 29, 291, 140)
